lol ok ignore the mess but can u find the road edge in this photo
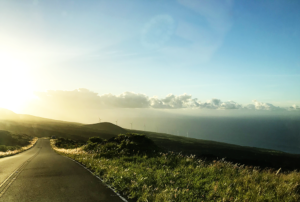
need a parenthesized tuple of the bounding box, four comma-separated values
(50, 140, 129, 202)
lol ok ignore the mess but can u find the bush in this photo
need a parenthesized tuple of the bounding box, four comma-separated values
(55, 137, 84, 149)
(0, 131, 31, 146)
(108, 133, 159, 155)
(87, 137, 103, 144)
(0, 145, 8, 152)
(0, 145, 20, 152)
(85, 142, 99, 151)
(83, 133, 159, 157)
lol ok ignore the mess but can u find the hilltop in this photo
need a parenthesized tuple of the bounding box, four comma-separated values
(0, 108, 19, 120)
(0, 110, 122, 141)
(84, 122, 127, 135)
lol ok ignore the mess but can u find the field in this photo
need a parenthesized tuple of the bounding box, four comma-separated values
(51, 134, 300, 202)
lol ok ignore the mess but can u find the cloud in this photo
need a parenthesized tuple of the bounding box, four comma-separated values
(34, 89, 150, 109)
(150, 94, 199, 109)
(289, 104, 300, 111)
(32, 89, 296, 112)
(99, 92, 150, 108)
(34, 88, 101, 110)
(244, 100, 284, 111)
(197, 99, 242, 110)
(220, 100, 242, 110)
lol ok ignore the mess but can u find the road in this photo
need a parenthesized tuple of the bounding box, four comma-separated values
(0, 139, 125, 202)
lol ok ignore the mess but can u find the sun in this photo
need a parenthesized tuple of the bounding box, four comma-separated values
(0, 51, 34, 112)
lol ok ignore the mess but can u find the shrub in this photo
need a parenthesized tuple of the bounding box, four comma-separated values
(55, 137, 84, 149)
(83, 133, 159, 157)
(107, 133, 159, 155)
(0, 145, 20, 152)
(0, 145, 8, 152)
(87, 137, 104, 144)
(85, 142, 99, 151)
(0, 131, 31, 146)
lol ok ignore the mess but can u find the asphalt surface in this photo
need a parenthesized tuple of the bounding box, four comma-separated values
(0, 139, 125, 202)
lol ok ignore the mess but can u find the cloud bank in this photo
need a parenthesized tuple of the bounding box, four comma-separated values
(32, 89, 299, 112)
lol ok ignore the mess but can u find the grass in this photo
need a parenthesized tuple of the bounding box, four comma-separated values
(0, 137, 38, 158)
(51, 134, 300, 202)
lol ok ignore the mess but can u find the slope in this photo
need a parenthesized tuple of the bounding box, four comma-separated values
(84, 122, 127, 135)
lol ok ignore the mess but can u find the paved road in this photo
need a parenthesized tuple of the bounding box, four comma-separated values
(0, 139, 124, 202)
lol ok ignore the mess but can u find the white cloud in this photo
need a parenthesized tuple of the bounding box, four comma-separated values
(100, 92, 150, 108)
(150, 94, 199, 109)
(197, 99, 242, 110)
(220, 100, 242, 110)
(245, 100, 284, 111)
(32, 89, 297, 112)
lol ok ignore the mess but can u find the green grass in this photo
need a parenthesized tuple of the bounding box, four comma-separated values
(51, 134, 300, 202)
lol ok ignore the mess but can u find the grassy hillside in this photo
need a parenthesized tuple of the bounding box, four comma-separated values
(1, 109, 300, 170)
(84, 122, 127, 134)
(128, 129, 300, 171)
(0, 130, 32, 152)
(0, 119, 120, 141)
(52, 135, 300, 202)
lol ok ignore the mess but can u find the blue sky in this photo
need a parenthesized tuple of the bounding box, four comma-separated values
(0, 0, 300, 114)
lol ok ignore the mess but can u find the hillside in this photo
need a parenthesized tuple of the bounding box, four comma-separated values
(128, 129, 300, 171)
(0, 108, 80, 124)
(0, 111, 124, 141)
(0, 130, 32, 147)
(0, 108, 19, 120)
(1, 110, 300, 170)
(84, 122, 127, 135)
(0, 130, 15, 145)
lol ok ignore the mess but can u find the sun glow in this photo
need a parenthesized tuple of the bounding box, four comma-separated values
(0, 51, 34, 112)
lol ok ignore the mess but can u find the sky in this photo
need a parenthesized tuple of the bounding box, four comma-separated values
(0, 0, 300, 122)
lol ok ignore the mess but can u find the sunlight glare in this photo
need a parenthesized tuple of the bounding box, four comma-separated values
(0, 51, 34, 112)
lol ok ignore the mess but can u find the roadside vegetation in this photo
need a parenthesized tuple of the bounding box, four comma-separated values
(51, 133, 300, 202)
(0, 130, 38, 158)
(55, 137, 85, 149)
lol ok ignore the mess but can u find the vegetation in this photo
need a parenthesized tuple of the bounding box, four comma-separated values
(51, 133, 300, 202)
(0, 145, 21, 152)
(2, 115, 300, 170)
(2, 110, 300, 170)
(0, 130, 32, 146)
(0, 130, 34, 152)
(0, 131, 38, 158)
(83, 134, 159, 158)
(55, 137, 85, 149)
(130, 129, 300, 171)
